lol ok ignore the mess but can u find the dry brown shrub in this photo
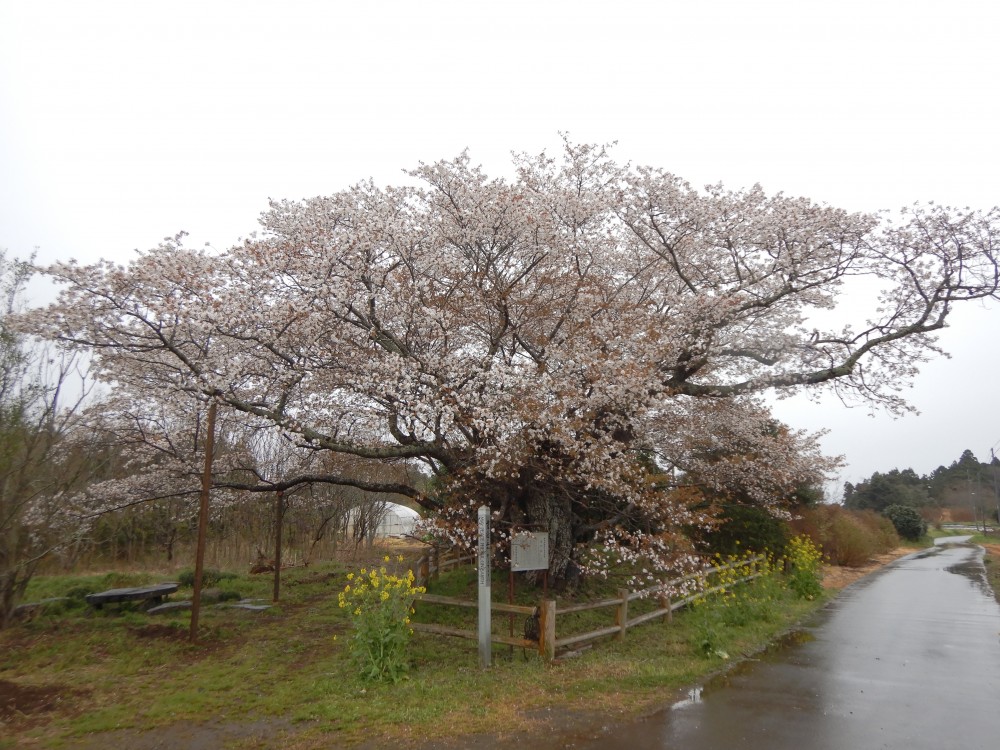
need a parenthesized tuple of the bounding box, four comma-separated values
(792, 505, 899, 568)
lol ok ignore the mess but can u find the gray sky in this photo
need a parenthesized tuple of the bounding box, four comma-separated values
(1, 0, 998, 493)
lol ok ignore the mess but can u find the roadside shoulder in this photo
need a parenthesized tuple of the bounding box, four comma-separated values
(821, 547, 915, 590)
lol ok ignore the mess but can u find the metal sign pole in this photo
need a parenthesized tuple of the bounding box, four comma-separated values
(477, 505, 491, 668)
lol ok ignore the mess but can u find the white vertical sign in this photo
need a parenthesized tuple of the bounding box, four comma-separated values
(477, 505, 491, 668)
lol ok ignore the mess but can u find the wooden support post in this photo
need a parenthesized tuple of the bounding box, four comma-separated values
(539, 599, 556, 662)
(432, 545, 440, 581)
(616, 589, 629, 639)
(418, 554, 429, 587)
(508, 570, 515, 650)
(273, 490, 284, 603)
(190, 400, 217, 644)
(662, 592, 673, 623)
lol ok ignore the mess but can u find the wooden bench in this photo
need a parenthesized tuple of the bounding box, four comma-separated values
(85, 583, 179, 610)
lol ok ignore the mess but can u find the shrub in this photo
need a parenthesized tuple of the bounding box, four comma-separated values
(829, 513, 877, 567)
(697, 504, 790, 557)
(882, 504, 927, 541)
(794, 505, 898, 567)
(856, 510, 900, 553)
(947, 506, 976, 523)
(338, 556, 425, 682)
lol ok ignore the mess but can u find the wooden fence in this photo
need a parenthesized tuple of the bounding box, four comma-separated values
(411, 553, 764, 660)
(415, 547, 476, 587)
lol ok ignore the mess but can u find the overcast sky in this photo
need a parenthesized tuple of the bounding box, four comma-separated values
(1, 0, 998, 494)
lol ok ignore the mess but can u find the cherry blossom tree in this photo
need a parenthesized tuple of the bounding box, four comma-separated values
(25, 141, 1000, 583)
(0, 252, 100, 626)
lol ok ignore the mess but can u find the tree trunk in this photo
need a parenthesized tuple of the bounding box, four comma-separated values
(524, 487, 574, 585)
(0, 570, 18, 629)
(0, 562, 34, 630)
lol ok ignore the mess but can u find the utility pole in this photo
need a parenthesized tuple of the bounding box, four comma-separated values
(966, 467, 979, 533)
(991, 448, 999, 534)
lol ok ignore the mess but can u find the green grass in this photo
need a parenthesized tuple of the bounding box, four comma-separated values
(976, 531, 1000, 605)
(2, 555, 829, 749)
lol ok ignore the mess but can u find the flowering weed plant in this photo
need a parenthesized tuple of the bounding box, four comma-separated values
(689, 552, 778, 658)
(338, 556, 426, 682)
(784, 535, 824, 600)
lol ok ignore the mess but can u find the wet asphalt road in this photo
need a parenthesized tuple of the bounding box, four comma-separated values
(571, 541, 1000, 750)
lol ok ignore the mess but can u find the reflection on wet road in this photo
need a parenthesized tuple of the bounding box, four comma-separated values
(572, 543, 1000, 750)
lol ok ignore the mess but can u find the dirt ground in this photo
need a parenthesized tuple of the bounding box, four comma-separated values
(820, 547, 915, 590)
(822, 541, 1000, 591)
(980, 542, 1000, 558)
(0, 679, 80, 726)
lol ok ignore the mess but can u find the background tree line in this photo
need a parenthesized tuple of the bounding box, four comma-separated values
(843, 448, 1000, 526)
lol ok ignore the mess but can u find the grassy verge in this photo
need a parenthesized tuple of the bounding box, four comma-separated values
(1, 554, 828, 749)
(970, 531, 1000, 605)
(984, 552, 1000, 604)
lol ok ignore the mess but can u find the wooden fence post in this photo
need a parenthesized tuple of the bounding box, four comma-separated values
(661, 591, 672, 623)
(616, 589, 629, 640)
(539, 599, 556, 661)
(418, 554, 429, 587)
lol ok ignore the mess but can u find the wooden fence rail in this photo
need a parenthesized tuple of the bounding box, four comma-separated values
(412, 553, 766, 661)
(415, 548, 476, 588)
(410, 591, 538, 649)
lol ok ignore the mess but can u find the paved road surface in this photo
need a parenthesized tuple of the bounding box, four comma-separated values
(572, 542, 1000, 750)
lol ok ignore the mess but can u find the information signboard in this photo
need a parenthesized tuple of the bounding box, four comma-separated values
(511, 531, 549, 572)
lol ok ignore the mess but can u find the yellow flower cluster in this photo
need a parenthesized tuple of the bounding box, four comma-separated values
(784, 534, 824, 599)
(338, 563, 425, 615)
(338, 557, 426, 682)
(786, 535, 824, 570)
(700, 551, 777, 603)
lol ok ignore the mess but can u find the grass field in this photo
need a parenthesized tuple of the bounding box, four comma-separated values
(0, 547, 878, 750)
(6, 529, 995, 749)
